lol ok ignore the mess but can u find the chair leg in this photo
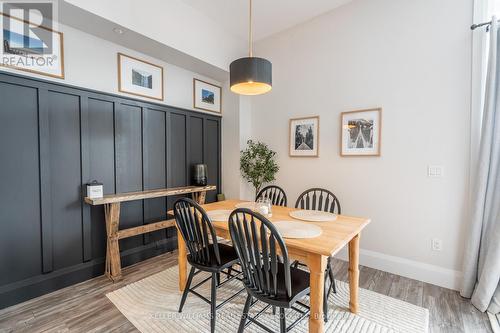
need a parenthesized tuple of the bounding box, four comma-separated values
(216, 272, 221, 286)
(329, 266, 337, 294)
(211, 273, 217, 333)
(331, 277, 337, 294)
(279, 308, 286, 333)
(323, 272, 329, 322)
(227, 267, 233, 278)
(178, 266, 195, 313)
(238, 294, 252, 333)
(272, 306, 276, 315)
(331, 278, 337, 294)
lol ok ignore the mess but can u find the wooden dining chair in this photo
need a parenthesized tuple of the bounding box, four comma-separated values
(174, 198, 244, 333)
(229, 208, 311, 333)
(295, 187, 341, 322)
(256, 185, 288, 207)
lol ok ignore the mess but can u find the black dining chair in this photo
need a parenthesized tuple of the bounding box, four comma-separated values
(294, 188, 341, 322)
(256, 185, 288, 207)
(295, 188, 341, 214)
(174, 198, 244, 333)
(229, 208, 311, 333)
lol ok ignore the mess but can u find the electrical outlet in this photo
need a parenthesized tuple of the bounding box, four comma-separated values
(431, 238, 442, 251)
(428, 165, 444, 178)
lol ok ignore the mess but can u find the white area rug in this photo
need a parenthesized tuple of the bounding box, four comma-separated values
(107, 265, 429, 332)
(488, 312, 500, 333)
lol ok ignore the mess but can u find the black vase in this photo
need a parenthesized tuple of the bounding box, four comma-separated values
(192, 164, 207, 186)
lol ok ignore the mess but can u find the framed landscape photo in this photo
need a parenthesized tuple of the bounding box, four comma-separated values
(289, 116, 319, 157)
(341, 108, 382, 156)
(0, 13, 65, 79)
(118, 53, 164, 101)
(193, 78, 221, 114)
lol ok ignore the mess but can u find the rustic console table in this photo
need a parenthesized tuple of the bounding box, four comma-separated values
(84, 185, 216, 281)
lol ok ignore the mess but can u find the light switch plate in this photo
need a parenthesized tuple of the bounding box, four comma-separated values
(431, 238, 443, 251)
(428, 165, 444, 178)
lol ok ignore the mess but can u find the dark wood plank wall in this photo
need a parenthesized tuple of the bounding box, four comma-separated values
(0, 72, 222, 309)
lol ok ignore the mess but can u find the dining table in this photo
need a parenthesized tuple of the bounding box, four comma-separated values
(176, 199, 371, 333)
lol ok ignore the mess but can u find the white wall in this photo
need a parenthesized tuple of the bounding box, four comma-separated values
(251, 0, 473, 289)
(238, 96, 256, 200)
(0, 22, 223, 113)
(221, 81, 241, 199)
(221, 92, 255, 201)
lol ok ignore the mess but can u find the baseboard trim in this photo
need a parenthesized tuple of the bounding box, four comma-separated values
(336, 248, 462, 290)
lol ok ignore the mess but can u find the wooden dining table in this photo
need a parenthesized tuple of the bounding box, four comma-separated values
(176, 199, 371, 333)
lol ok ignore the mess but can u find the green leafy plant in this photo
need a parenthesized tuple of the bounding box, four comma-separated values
(240, 140, 279, 197)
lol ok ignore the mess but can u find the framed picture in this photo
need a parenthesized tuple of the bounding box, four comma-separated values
(341, 108, 382, 156)
(0, 13, 64, 79)
(118, 53, 164, 101)
(193, 78, 221, 114)
(289, 116, 319, 157)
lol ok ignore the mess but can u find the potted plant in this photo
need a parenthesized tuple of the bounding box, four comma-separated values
(240, 140, 279, 197)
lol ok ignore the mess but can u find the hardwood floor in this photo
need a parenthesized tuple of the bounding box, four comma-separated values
(0, 251, 492, 333)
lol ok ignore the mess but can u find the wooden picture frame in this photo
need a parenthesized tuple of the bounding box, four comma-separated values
(117, 53, 164, 101)
(193, 78, 222, 114)
(340, 108, 382, 156)
(0, 13, 65, 79)
(289, 116, 320, 157)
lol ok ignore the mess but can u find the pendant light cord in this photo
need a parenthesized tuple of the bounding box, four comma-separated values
(249, 0, 253, 57)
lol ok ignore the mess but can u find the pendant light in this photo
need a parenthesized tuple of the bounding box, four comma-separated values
(230, 0, 272, 95)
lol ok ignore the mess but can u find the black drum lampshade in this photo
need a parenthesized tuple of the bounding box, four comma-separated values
(230, 57, 272, 95)
(229, 0, 273, 96)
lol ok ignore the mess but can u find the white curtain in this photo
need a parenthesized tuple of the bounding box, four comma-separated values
(461, 17, 500, 314)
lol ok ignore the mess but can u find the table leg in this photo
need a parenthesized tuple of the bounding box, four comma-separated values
(192, 191, 206, 205)
(348, 233, 360, 313)
(177, 226, 188, 291)
(307, 253, 327, 333)
(104, 202, 121, 282)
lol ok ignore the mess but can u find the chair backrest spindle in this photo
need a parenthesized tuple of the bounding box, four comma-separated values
(295, 188, 341, 214)
(256, 185, 288, 207)
(174, 198, 221, 267)
(229, 209, 292, 298)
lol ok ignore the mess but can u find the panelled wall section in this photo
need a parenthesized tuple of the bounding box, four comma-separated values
(0, 72, 222, 309)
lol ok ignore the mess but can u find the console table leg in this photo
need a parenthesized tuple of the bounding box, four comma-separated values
(104, 202, 122, 282)
(193, 191, 207, 205)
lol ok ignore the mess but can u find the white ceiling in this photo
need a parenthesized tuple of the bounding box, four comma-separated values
(182, 0, 353, 42)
